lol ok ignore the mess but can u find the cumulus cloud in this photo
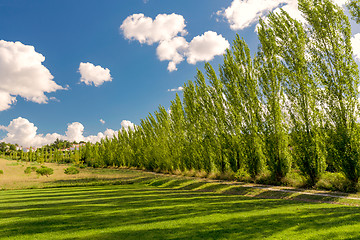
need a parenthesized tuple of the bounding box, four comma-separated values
(168, 86, 184, 92)
(65, 122, 85, 142)
(218, 0, 348, 31)
(0, 117, 135, 147)
(0, 90, 16, 111)
(121, 14, 229, 71)
(156, 37, 188, 71)
(0, 40, 64, 111)
(120, 13, 187, 45)
(121, 120, 135, 131)
(79, 62, 112, 87)
(217, 0, 285, 30)
(0, 117, 61, 147)
(186, 31, 230, 64)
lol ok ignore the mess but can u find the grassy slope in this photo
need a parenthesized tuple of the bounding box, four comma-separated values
(1, 158, 360, 239)
(0, 158, 153, 190)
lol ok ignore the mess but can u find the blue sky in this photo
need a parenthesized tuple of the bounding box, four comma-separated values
(0, 0, 358, 147)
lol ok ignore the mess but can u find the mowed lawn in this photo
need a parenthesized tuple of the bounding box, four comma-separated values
(0, 184, 360, 240)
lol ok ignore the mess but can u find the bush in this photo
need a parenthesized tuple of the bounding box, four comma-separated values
(78, 164, 86, 169)
(0, 170, 3, 174)
(315, 172, 350, 192)
(283, 170, 307, 188)
(234, 168, 252, 182)
(36, 166, 54, 177)
(64, 166, 79, 175)
(24, 167, 32, 174)
(24, 166, 37, 174)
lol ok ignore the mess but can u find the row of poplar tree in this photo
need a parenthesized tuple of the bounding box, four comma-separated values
(15, 0, 360, 190)
(16, 147, 82, 165)
(79, 0, 360, 187)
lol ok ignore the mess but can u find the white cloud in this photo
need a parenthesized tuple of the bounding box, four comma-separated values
(79, 62, 112, 87)
(156, 37, 188, 72)
(187, 31, 230, 64)
(121, 120, 135, 131)
(219, 0, 348, 31)
(0, 117, 135, 147)
(352, 33, 360, 61)
(85, 128, 118, 143)
(120, 13, 187, 45)
(168, 86, 184, 92)
(217, 0, 285, 30)
(49, 96, 60, 102)
(1, 117, 61, 147)
(0, 40, 64, 111)
(0, 90, 16, 111)
(100, 119, 105, 124)
(65, 122, 85, 142)
(121, 14, 229, 71)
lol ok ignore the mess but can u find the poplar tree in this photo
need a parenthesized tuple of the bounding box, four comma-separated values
(206, 63, 234, 172)
(153, 106, 172, 171)
(300, 0, 360, 189)
(220, 36, 265, 178)
(140, 118, 156, 170)
(266, 10, 326, 185)
(194, 70, 219, 173)
(169, 93, 186, 171)
(257, 19, 291, 182)
(183, 81, 203, 171)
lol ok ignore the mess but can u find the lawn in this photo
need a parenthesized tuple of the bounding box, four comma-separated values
(1, 184, 360, 239)
(1, 158, 360, 239)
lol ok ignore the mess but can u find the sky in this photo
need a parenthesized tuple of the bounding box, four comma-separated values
(0, 0, 360, 147)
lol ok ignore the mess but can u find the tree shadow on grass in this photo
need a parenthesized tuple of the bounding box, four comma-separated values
(67, 205, 360, 240)
(0, 185, 359, 239)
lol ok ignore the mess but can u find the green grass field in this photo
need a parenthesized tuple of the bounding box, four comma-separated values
(1, 184, 360, 240)
(1, 158, 360, 239)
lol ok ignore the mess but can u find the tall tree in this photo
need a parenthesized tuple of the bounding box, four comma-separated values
(266, 10, 326, 185)
(169, 93, 186, 171)
(183, 80, 203, 171)
(300, 0, 360, 189)
(220, 36, 265, 178)
(257, 19, 291, 182)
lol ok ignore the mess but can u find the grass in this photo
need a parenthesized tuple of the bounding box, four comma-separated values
(1, 158, 360, 239)
(0, 158, 153, 190)
(1, 184, 360, 239)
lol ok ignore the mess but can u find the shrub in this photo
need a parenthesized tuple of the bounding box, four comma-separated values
(315, 172, 350, 192)
(234, 169, 252, 182)
(25, 166, 37, 174)
(283, 170, 307, 188)
(78, 164, 86, 169)
(0, 170, 3, 174)
(36, 166, 54, 177)
(24, 167, 32, 174)
(64, 166, 79, 175)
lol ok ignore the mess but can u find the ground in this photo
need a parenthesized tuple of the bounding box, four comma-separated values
(1, 158, 360, 239)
